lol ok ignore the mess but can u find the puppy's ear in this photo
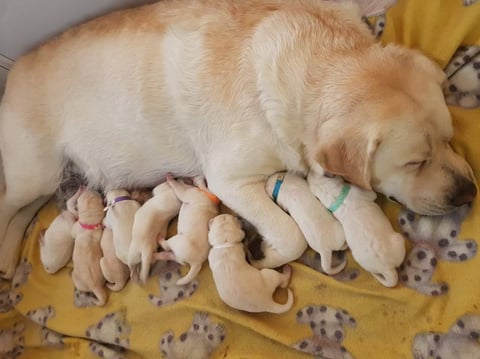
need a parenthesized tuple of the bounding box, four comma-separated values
(315, 127, 381, 190)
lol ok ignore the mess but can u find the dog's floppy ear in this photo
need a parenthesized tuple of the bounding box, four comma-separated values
(315, 126, 381, 190)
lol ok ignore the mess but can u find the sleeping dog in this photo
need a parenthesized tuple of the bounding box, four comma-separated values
(0, 0, 476, 278)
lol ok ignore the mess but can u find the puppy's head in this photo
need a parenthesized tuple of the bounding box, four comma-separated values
(208, 214, 245, 247)
(77, 190, 104, 220)
(310, 44, 476, 215)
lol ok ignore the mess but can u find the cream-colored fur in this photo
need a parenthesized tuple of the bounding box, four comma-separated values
(208, 214, 294, 313)
(154, 175, 219, 285)
(71, 190, 106, 306)
(103, 189, 140, 265)
(39, 187, 84, 274)
(266, 172, 347, 274)
(308, 170, 406, 287)
(129, 182, 181, 283)
(100, 227, 129, 291)
(0, 0, 475, 279)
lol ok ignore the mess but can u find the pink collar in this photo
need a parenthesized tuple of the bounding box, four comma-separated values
(79, 222, 103, 230)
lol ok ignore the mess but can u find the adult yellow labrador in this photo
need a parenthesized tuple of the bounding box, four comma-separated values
(0, 0, 476, 278)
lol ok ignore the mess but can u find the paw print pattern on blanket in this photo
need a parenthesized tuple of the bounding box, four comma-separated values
(159, 312, 226, 359)
(3, 258, 32, 310)
(26, 305, 55, 326)
(85, 311, 131, 348)
(40, 327, 64, 348)
(89, 342, 126, 359)
(398, 206, 477, 296)
(297, 250, 360, 282)
(463, 0, 479, 6)
(0, 322, 25, 359)
(148, 261, 198, 307)
(412, 313, 480, 359)
(292, 305, 356, 358)
(73, 288, 100, 308)
(443, 45, 480, 108)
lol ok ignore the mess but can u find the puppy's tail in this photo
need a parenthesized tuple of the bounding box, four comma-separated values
(176, 263, 201, 286)
(269, 288, 294, 314)
(92, 287, 107, 307)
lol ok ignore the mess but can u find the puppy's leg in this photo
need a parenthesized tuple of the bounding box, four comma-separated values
(207, 175, 307, 268)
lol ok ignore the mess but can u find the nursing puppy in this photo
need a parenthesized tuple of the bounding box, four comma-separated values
(103, 189, 141, 265)
(100, 227, 129, 291)
(39, 187, 84, 274)
(71, 190, 106, 306)
(265, 172, 347, 274)
(129, 182, 181, 283)
(208, 214, 293, 313)
(0, 0, 476, 279)
(154, 175, 219, 285)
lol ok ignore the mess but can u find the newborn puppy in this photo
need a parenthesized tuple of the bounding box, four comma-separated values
(129, 182, 181, 283)
(130, 188, 153, 205)
(100, 227, 129, 291)
(104, 189, 141, 264)
(40, 186, 84, 274)
(71, 190, 107, 306)
(308, 170, 406, 287)
(154, 175, 219, 285)
(265, 172, 347, 274)
(208, 214, 294, 313)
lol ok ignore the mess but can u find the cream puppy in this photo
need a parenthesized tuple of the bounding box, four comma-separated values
(103, 189, 141, 265)
(100, 227, 129, 291)
(308, 170, 406, 287)
(208, 214, 294, 313)
(129, 182, 181, 283)
(154, 175, 219, 285)
(265, 172, 347, 274)
(39, 186, 84, 274)
(71, 190, 107, 306)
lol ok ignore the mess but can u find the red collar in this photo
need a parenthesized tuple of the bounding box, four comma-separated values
(79, 222, 104, 230)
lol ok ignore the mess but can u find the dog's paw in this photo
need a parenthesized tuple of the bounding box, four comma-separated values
(0, 321, 25, 358)
(435, 237, 477, 262)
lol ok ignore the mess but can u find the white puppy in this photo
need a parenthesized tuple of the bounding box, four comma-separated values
(208, 214, 294, 313)
(100, 227, 129, 291)
(154, 175, 219, 285)
(265, 172, 347, 274)
(308, 170, 406, 287)
(104, 189, 141, 265)
(129, 182, 181, 283)
(71, 190, 107, 306)
(39, 187, 84, 274)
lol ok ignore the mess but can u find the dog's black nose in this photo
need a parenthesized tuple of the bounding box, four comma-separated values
(451, 179, 477, 207)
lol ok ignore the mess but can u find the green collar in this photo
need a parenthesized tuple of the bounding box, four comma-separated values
(327, 184, 351, 213)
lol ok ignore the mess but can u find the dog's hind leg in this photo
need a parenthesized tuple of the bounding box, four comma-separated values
(0, 137, 64, 279)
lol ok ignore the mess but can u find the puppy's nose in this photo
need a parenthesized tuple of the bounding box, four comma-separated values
(451, 179, 477, 207)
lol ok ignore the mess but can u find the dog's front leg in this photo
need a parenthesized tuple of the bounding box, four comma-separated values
(207, 175, 307, 268)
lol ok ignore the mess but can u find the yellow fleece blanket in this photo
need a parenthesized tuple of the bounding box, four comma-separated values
(1, 1, 480, 358)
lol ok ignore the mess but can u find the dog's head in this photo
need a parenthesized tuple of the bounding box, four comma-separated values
(208, 214, 245, 246)
(310, 44, 477, 215)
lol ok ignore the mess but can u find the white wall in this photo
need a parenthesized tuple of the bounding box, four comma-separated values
(0, 0, 156, 95)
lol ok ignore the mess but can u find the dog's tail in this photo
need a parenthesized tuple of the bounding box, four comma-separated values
(269, 288, 294, 314)
(321, 250, 347, 275)
(176, 263, 202, 286)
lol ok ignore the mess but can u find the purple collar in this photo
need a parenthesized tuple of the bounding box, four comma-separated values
(104, 195, 132, 211)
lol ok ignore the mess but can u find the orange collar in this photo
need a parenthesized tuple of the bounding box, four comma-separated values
(198, 188, 221, 205)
